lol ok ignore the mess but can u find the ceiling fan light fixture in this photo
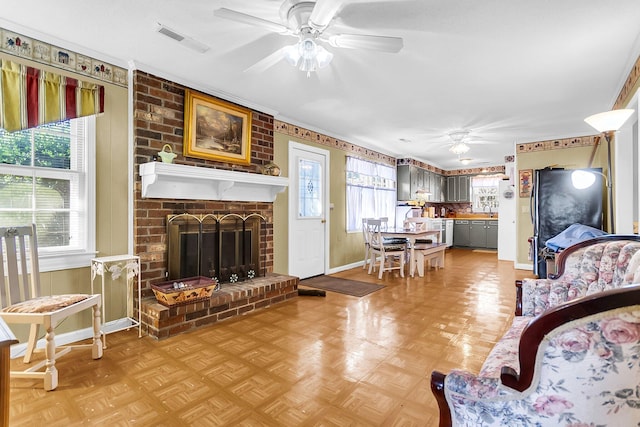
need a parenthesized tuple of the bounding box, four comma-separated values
(315, 45, 333, 68)
(216, 1, 404, 75)
(448, 130, 470, 143)
(449, 142, 470, 155)
(285, 34, 333, 76)
(300, 37, 317, 59)
(283, 44, 301, 65)
(459, 158, 472, 165)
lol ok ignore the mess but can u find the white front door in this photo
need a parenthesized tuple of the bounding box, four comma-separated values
(288, 142, 329, 279)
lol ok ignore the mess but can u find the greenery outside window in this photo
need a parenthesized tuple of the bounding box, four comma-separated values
(0, 117, 96, 271)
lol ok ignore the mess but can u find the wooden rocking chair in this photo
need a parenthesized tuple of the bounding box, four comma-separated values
(0, 225, 103, 391)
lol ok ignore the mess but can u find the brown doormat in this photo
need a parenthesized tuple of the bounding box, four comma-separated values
(300, 276, 385, 297)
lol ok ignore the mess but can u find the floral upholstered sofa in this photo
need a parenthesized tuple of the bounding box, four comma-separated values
(431, 235, 640, 426)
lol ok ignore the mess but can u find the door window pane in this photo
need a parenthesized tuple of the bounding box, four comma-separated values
(298, 158, 322, 217)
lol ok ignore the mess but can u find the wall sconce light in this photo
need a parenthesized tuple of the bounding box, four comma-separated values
(574, 108, 635, 233)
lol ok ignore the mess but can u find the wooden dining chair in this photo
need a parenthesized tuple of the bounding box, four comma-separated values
(361, 218, 375, 269)
(0, 225, 103, 391)
(366, 219, 406, 279)
(403, 217, 436, 244)
(379, 216, 408, 245)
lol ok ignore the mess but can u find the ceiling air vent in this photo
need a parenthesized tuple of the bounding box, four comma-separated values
(156, 23, 209, 54)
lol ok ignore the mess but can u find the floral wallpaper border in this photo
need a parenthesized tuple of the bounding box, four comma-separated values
(274, 120, 397, 167)
(614, 53, 640, 109)
(516, 135, 599, 155)
(397, 157, 505, 176)
(1, 27, 127, 87)
(274, 119, 507, 175)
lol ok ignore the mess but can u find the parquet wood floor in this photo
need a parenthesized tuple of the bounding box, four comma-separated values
(8, 249, 530, 426)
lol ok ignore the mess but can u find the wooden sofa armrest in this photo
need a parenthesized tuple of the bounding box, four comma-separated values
(430, 371, 452, 427)
(514, 280, 523, 316)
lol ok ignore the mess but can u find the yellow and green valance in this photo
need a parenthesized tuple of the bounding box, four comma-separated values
(0, 59, 104, 132)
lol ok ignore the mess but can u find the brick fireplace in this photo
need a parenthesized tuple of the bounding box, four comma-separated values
(133, 70, 297, 339)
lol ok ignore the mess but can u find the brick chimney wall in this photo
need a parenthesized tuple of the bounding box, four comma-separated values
(133, 70, 276, 294)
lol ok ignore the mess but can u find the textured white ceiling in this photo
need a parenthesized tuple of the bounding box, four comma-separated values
(3, 0, 640, 169)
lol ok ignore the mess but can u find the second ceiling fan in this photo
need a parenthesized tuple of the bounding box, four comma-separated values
(214, 0, 404, 76)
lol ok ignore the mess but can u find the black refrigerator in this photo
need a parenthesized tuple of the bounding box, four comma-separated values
(531, 167, 604, 278)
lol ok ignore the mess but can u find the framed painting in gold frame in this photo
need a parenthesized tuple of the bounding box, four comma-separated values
(183, 90, 252, 165)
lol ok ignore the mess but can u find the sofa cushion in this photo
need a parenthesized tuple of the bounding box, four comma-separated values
(2, 294, 89, 313)
(621, 250, 640, 286)
(479, 316, 530, 378)
(522, 241, 640, 317)
(576, 243, 603, 286)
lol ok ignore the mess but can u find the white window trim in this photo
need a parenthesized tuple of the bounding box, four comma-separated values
(21, 117, 97, 272)
(46, 115, 97, 271)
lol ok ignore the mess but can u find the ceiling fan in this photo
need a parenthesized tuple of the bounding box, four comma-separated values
(416, 129, 500, 154)
(214, 0, 404, 76)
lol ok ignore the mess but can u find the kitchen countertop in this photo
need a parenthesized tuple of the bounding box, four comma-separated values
(451, 217, 498, 221)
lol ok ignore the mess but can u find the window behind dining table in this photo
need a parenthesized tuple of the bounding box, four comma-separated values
(346, 157, 396, 231)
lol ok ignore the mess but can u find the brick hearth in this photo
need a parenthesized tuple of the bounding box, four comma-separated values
(140, 274, 298, 339)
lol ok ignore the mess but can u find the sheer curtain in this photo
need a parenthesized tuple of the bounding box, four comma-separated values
(471, 174, 501, 188)
(471, 174, 501, 212)
(346, 157, 396, 231)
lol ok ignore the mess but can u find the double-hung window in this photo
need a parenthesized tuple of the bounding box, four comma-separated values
(471, 174, 500, 213)
(346, 157, 396, 231)
(0, 116, 96, 271)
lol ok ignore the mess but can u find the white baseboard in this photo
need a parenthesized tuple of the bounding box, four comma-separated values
(328, 260, 533, 275)
(10, 317, 135, 359)
(327, 261, 364, 275)
(515, 262, 533, 271)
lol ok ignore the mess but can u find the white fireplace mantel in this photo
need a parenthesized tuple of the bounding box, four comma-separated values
(139, 162, 288, 202)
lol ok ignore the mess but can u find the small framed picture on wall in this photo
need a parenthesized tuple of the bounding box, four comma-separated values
(519, 169, 533, 198)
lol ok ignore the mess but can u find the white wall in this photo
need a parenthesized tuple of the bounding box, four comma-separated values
(498, 179, 517, 261)
(614, 91, 639, 234)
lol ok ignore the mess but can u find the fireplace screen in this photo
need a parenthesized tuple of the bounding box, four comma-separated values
(167, 213, 265, 283)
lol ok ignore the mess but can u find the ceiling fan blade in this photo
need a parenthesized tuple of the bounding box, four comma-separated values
(214, 8, 290, 34)
(309, 0, 344, 31)
(327, 34, 403, 53)
(244, 46, 289, 74)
